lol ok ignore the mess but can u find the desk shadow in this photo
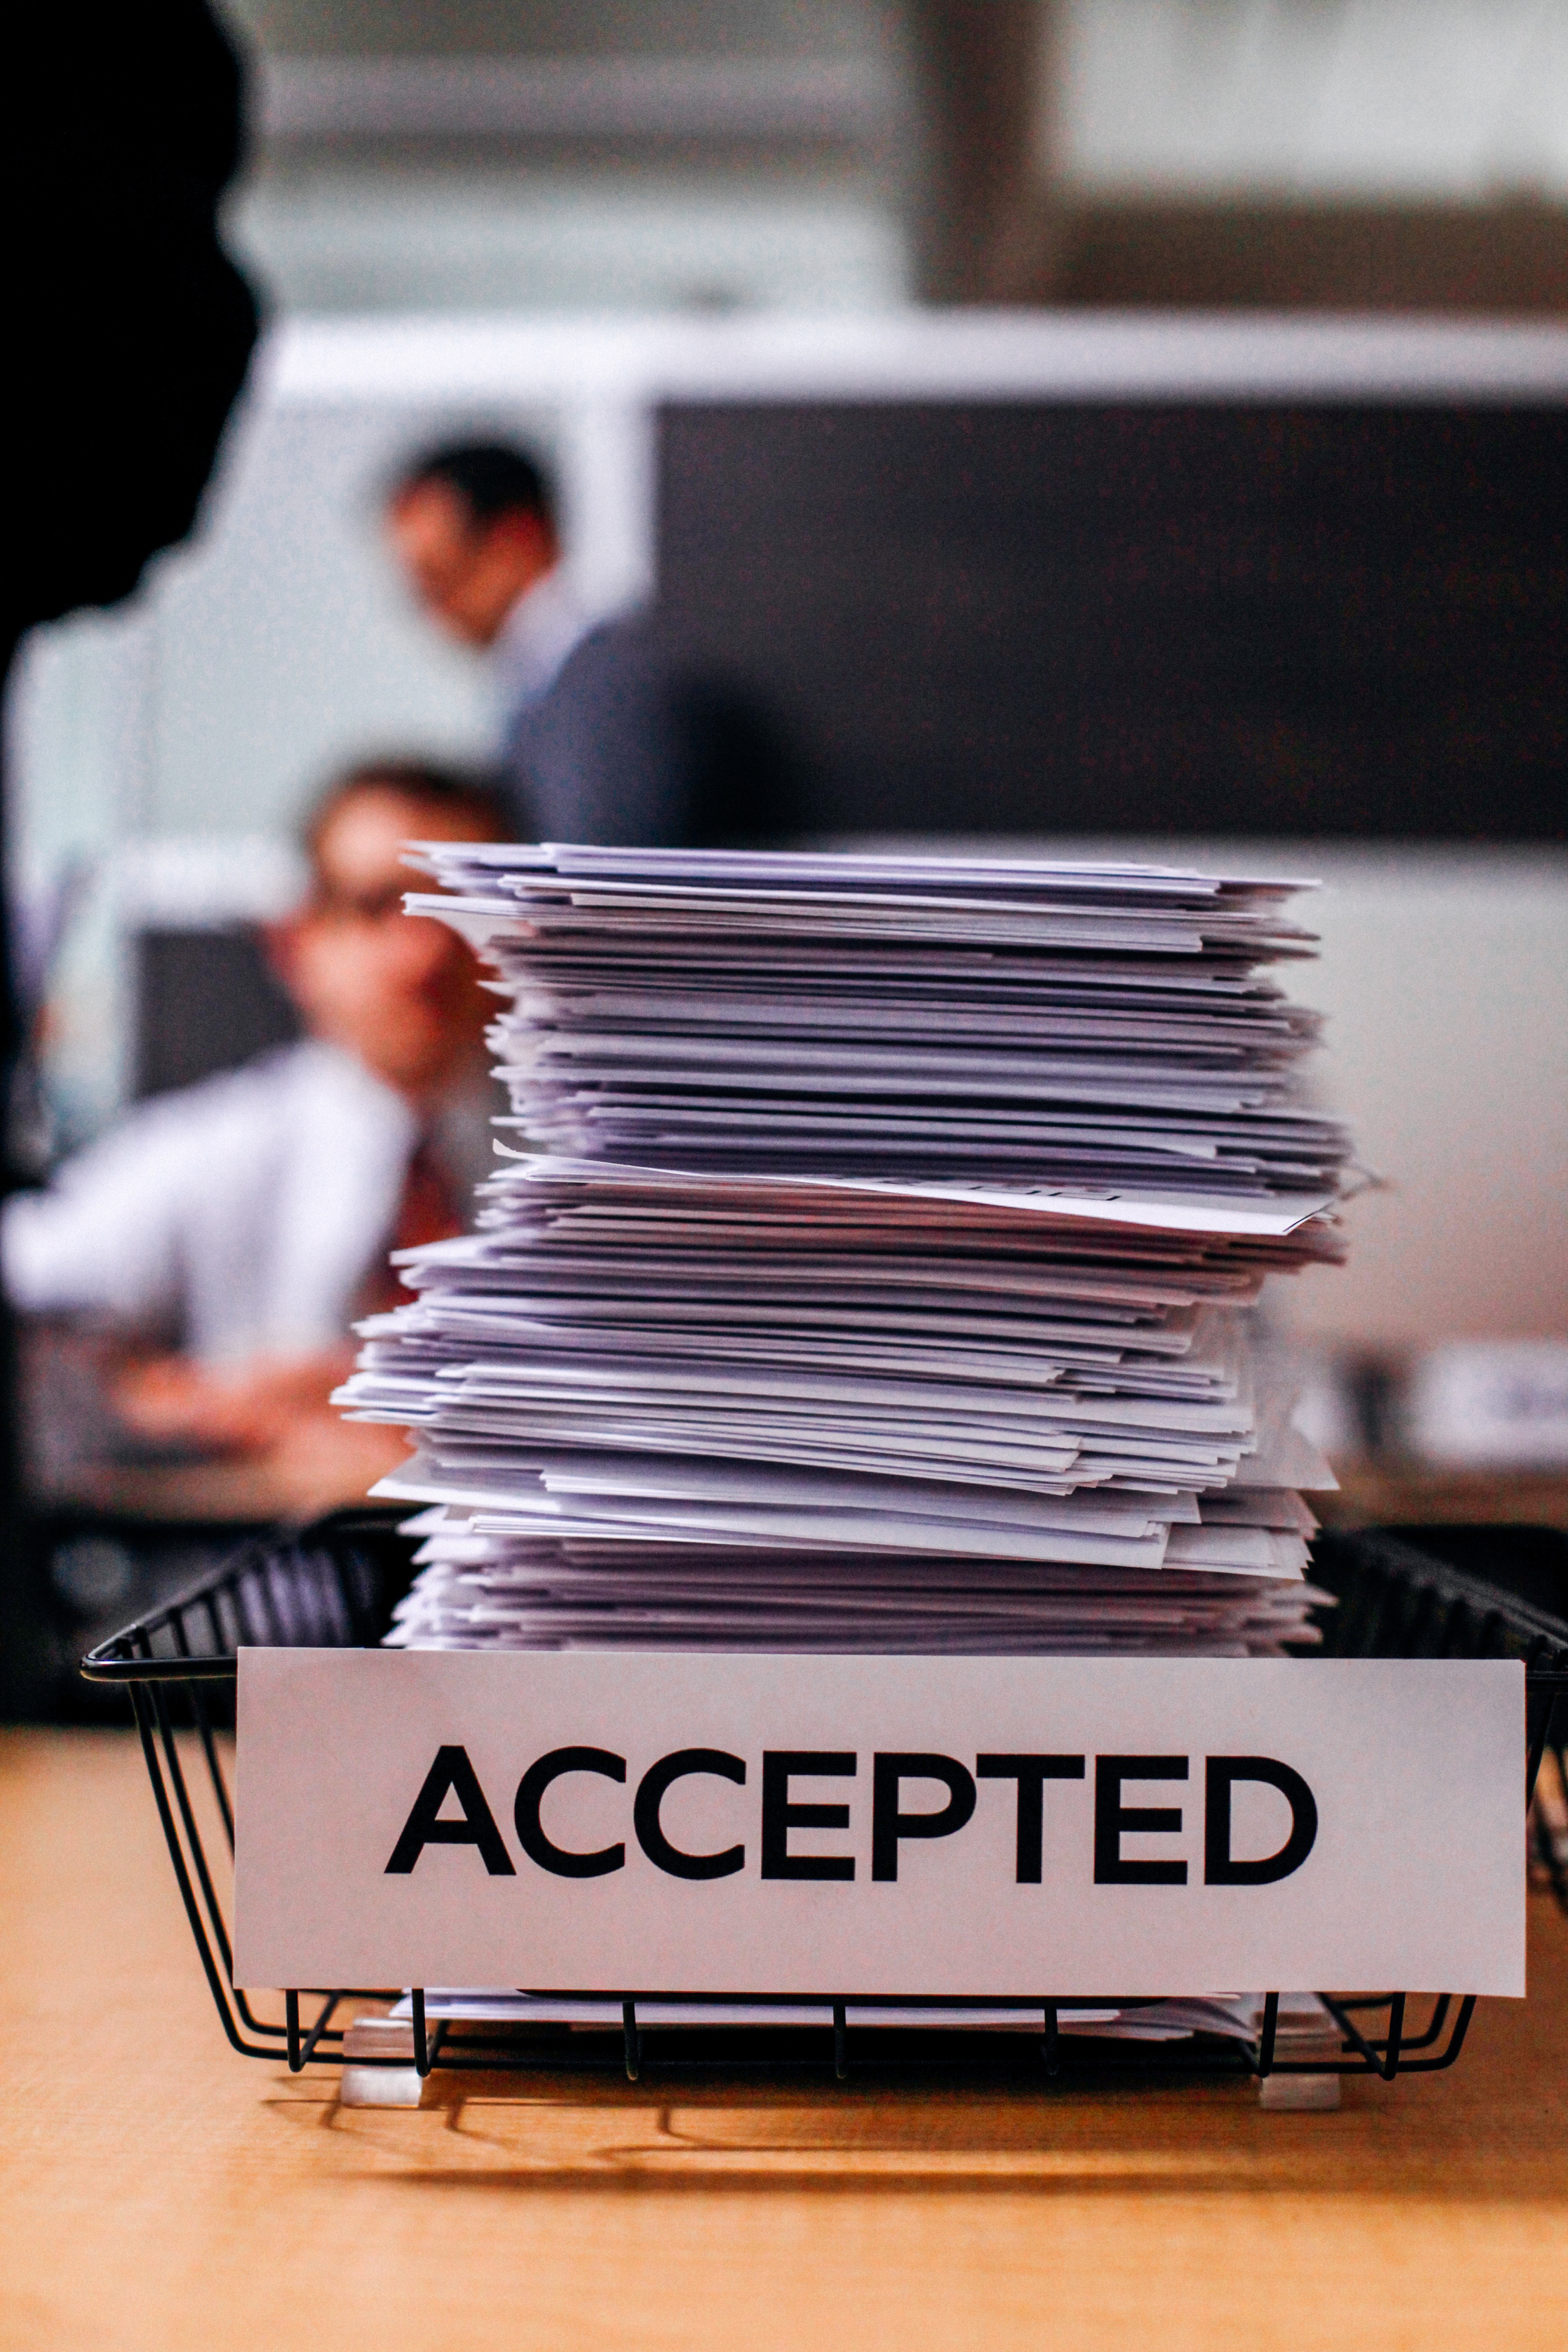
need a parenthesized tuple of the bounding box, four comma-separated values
(299, 2066, 1567, 2205)
(265, 1935, 1568, 2206)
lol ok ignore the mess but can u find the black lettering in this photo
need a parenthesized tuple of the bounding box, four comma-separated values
(977, 1754, 1086, 1883)
(514, 1747, 626, 1878)
(634, 1749, 747, 1880)
(385, 1744, 515, 1877)
(872, 1753, 977, 1882)
(761, 1751, 857, 1881)
(1204, 1756, 1318, 1885)
(1093, 1755, 1188, 1885)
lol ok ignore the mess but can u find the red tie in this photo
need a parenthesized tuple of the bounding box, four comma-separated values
(353, 1139, 465, 1322)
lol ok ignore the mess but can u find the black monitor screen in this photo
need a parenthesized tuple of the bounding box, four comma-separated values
(655, 400, 1568, 838)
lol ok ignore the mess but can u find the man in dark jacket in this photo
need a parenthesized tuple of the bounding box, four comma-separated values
(387, 441, 703, 848)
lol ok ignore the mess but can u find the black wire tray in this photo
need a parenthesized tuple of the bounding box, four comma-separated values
(81, 1508, 1568, 2093)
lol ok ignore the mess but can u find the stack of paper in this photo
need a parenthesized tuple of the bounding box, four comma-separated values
(383, 1529, 1324, 1655)
(337, 846, 1349, 1656)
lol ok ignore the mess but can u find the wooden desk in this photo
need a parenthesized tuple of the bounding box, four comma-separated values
(4, 1729, 1567, 2352)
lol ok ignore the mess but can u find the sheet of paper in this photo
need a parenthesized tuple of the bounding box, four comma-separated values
(235, 1650, 1522, 1998)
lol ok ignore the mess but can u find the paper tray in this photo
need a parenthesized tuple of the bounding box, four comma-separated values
(81, 1508, 1568, 2092)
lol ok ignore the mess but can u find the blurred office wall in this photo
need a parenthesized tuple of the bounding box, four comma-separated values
(224, 0, 918, 314)
(212, 0, 1568, 315)
(1045, 0, 1568, 309)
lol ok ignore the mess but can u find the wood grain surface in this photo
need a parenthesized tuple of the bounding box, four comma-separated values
(3, 1728, 1565, 2352)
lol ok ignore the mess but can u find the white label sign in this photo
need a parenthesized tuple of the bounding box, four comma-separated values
(233, 1650, 1524, 1998)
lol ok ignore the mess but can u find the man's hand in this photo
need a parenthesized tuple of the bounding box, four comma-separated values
(111, 1349, 359, 1450)
(106, 1347, 409, 1519)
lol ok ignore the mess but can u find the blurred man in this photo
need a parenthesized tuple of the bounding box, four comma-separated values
(386, 441, 696, 846)
(3, 762, 505, 1515)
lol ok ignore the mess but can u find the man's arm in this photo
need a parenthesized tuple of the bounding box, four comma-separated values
(3, 1114, 193, 1334)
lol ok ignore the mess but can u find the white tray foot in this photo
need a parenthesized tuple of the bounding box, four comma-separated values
(340, 2064, 425, 2108)
(1259, 2069, 1341, 2110)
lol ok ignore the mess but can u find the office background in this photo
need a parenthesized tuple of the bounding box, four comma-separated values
(8, 0, 1567, 1369)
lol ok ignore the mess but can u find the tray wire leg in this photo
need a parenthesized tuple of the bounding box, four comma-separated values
(148, 1678, 235, 1982)
(1396, 1992, 1451, 2053)
(1041, 2003, 1060, 2077)
(148, 1671, 277, 2041)
(1431, 1994, 1477, 2071)
(411, 1988, 433, 2078)
(130, 1681, 256, 2057)
(1322, 1994, 1391, 2073)
(833, 2000, 848, 2081)
(170, 1609, 235, 1853)
(286, 1991, 341, 2072)
(1526, 1681, 1556, 1805)
(622, 1999, 641, 2082)
(1383, 1992, 1406, 2081)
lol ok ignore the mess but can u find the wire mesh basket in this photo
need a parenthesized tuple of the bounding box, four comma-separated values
(82, 1508, 1568, 2092)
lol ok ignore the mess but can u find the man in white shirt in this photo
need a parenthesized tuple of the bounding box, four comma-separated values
(4, 761, 506, 1516)
(385, 441, 696, 847)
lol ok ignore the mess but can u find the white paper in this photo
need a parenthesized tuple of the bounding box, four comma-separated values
(235, 1649, 1522, 1999)
(333, 845, 1353, 1664)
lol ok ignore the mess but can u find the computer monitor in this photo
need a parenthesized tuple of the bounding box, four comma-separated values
(655, 399, 1568, 840)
